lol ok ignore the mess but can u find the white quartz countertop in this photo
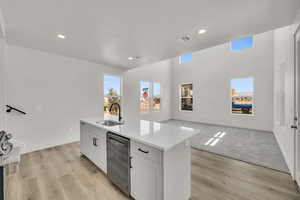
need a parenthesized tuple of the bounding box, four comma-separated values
(81, 119, 200, 151)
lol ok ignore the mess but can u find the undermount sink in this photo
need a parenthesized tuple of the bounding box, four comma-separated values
(98, 120, 124, 127)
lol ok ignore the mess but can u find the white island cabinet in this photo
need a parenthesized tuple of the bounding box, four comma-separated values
(80, 119, 199, 200)
(80, 121, 107, 173)
(130, 141, 163, 200)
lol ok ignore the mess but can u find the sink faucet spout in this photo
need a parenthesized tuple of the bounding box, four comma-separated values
(109, 103, 122, 122)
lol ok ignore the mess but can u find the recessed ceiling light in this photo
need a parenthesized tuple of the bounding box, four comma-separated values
(57, 34, 66, 39)
(198, 29, 207, 34)
(128, 56, 140, 61)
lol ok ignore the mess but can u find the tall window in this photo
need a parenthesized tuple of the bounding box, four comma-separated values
(180, 84, 193, 111)
(140, 81, 150, 113)
(104, 75, 121, 119)
(140, 81, 161, 113)
(152, 83, 161, 112)
(231, 77, 254, 115)
(231, 36, 253, 51)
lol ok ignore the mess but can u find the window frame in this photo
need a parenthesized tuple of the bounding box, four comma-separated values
(103, 74, 123, 119)
(230, 77, 254, 116)
(140, 81, 162, 114)
(140, 80, 151, 114)
(152, 82, 161, 112)
(179, 83, 193, 112)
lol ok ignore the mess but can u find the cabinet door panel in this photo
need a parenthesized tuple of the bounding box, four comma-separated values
(131, 155, 162, 200)
(80, 123, 93, 158)
(100, 135, 107, 173)
(80, 123, 107, 173)
(86, 134, 95, 161)
(131, 141, 162, 164)
(92, 134, 107, 173)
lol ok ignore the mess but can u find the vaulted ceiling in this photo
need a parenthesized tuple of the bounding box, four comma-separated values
(0, 0, 300, 68)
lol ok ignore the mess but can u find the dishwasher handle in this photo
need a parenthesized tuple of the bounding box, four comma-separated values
(108, 136, 126, 146)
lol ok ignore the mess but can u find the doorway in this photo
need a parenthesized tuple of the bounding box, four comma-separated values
(0, 35, 5, 132)
(295, 25, 300, 186)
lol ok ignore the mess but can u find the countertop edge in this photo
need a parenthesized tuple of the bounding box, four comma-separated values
(80, 120, 168, 151)
(80, 119, 199, 152)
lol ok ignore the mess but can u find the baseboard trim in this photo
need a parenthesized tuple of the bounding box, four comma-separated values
(165, 118, 273, 133)
(272, 131, 293, 177)
(22, 139, 80, 154)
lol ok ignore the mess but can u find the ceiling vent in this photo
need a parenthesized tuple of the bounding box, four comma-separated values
(180, 35, 191, 42)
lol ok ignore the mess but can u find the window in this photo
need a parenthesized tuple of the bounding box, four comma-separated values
(140, 81, 161, 113)
(231, 77, 253, 115)
(179, 53, 192, 64)
(231, 36, 253, 51)
(104, 75, 121, 119)
(140, 81, 150, 113)
(180, 84, 193, 111)
(152, 83, 161, 112)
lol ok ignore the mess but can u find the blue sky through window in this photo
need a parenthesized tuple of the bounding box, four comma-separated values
(104, 75, 121, 96)
(180, 53, 192, 64)
(140, 81, 150, 95)
(153, 83, 160, 96)
(231, 77, 253, 93)
(231, 36, 253, 51)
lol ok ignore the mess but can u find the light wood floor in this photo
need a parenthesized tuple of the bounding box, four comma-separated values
(5, 142, 300, 200)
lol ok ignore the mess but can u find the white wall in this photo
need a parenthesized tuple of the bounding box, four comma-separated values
(4, 44, 124, 153)
(0, 38, 5, 131)
(1, 30, 280, 153)
(3, 44, 172, 153)
(123, 60, 172, 122)
(0, 9, 6, 131)
(273, 24, 299, 177)
(170, 31, 274, 131)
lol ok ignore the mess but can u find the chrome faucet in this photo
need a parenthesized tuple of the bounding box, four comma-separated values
(109, 103, 122, 122)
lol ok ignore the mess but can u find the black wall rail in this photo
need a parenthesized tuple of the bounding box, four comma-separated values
(6, 105, 26, 115)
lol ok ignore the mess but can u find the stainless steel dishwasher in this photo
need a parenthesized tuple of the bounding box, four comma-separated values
(107, 131, 131, 196)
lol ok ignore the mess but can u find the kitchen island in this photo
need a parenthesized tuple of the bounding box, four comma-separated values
(80, 119, 199, 200)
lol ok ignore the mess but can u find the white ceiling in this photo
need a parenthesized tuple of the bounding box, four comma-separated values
(0, 0, 300, 69)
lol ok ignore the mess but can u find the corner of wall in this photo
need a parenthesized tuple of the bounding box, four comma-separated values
(0, 8, 6, 38)
(294, 9, 300, 24)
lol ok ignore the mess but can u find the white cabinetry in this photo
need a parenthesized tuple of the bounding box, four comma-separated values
(80, 120, 193, 200)
(80, 122, 107, 173)
(130, 141, 163, 200)
(131, 140, 191, 200)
